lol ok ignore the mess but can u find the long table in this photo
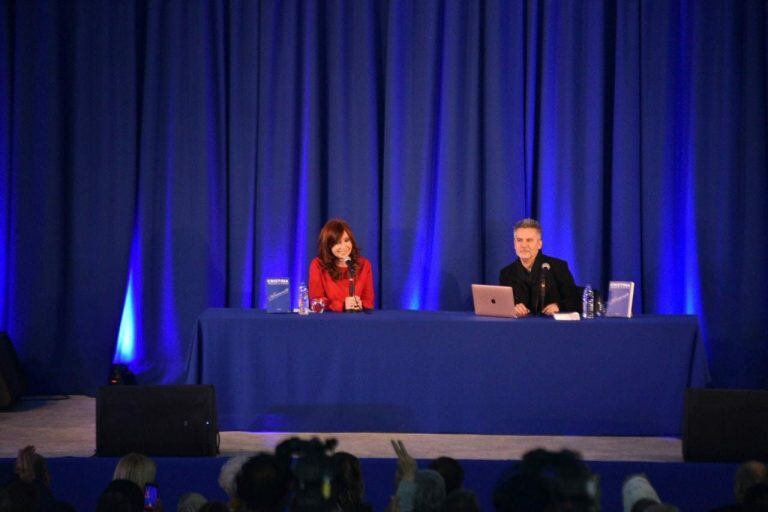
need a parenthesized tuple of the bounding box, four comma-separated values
(186, 309, 708, 435)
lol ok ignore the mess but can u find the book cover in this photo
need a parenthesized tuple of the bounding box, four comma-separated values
(266, 278, 291, 313)
(606, 281, 635, 318)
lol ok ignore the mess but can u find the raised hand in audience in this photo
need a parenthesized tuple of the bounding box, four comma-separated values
(391, 439, 417, 483)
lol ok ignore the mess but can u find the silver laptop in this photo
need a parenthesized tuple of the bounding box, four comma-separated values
(471, 284, 517, 318)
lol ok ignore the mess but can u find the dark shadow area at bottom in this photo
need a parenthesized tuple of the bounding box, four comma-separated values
(0, 456, 738, 511)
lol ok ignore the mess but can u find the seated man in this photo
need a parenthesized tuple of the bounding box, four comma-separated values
(499, 218, 581, 316)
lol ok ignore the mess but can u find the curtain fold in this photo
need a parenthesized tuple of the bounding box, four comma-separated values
(3, 1, 138, 391)
(1, 0, 766, 392)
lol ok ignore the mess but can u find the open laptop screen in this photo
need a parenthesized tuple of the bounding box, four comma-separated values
(471, 284, 517, 318)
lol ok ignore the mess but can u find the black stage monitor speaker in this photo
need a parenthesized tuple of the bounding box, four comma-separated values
(97, 384, 219, 456)
(0, 332, 26, 408)
(683, 388, 768, 462)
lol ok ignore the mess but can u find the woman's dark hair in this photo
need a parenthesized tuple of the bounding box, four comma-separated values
(317, 219, 360, 280)
(331, 452, 365, 508)
(428, 457, 464, 495)
(200, 502, 231, 512)
(236, 453, 292, 512)
(96, 479, 144, 512)
(0, 480, 41, 512)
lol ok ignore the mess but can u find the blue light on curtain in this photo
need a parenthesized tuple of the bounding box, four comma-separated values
(160, 183, 181, 380)
(289, 1, 316, 310)
(114, 270, 137, 365)
(640, 0, 705, 317)
(675, 1, 702, 317)
(115, 228, 144, 369)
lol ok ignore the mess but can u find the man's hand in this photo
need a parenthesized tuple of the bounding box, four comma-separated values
(542, 303, 560, 315)
(514, 303, 531, 317)
(391, 439, 417, 482)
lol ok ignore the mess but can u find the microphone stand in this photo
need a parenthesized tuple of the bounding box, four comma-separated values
(538, 263, 550, 316)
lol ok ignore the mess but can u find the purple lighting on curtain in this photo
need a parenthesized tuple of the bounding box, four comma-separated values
(403, 175, 432, 310)
(405, 168, 433, 310)
(654, 0, 702, 317)
(683, 181, 701, 315)
(292, 99, 310, 308)
(678, 4, 701, 317)
(240, 225, 255, 307)
(159, 170, 180, 380)
(289, 8, 315, 309)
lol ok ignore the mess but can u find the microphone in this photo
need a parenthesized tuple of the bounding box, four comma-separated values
(345, 257, 355, 277)
(538, 262, 550, 315)
(345, 257, 356, 297)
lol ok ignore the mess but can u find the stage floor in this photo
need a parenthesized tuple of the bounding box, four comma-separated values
(0, 395, 682, 462)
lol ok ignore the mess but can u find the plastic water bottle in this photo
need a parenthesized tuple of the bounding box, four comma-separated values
(582, 284, 595, 319)
(298, 282, 309, 315)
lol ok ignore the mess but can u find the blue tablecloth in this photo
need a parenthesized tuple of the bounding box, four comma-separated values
(186, 309, 708, 435)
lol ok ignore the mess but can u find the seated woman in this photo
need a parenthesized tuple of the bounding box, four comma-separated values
(309, 219, 374, 312)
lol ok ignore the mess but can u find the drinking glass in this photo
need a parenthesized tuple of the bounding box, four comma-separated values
(310, 298, 327, 313)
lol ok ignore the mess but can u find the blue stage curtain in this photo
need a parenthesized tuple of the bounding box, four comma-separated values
(0, 0, 766, 393)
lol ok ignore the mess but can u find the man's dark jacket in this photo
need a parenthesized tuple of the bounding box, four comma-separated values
(499, 252, 582, 314)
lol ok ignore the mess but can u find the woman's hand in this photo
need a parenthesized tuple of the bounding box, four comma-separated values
(345, 296, 363, 311)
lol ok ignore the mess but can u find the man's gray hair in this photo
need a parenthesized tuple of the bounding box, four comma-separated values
(177, 492, 207, 512)
(514, 218, 542, 235)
